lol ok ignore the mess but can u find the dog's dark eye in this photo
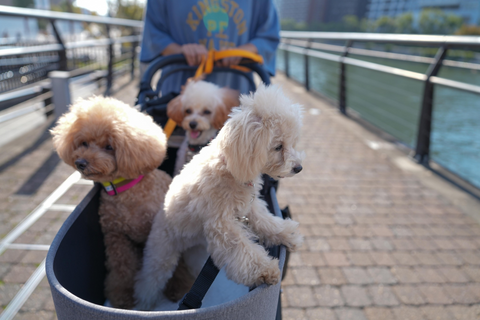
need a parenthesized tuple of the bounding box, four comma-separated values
(105, 145, 114, 151)
(82, 141, 88, 147)
(185, 109, 192, 114)
(203, 109, 211, 115)
(275, 144, 283, 151)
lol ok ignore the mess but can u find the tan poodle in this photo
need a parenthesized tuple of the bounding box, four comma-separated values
(134, 84, 305, 310)
(51, 96, 193, 309)
(167, 78, 239, 175)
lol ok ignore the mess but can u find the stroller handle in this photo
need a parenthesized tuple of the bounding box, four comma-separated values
(140, 54, 271, 90)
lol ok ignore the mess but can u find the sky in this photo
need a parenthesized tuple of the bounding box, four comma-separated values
(74, 0, 145, 16)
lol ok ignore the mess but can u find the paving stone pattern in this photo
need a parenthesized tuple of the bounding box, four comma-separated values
(1, 74, 480, 319)
(274, 75, 480, 320)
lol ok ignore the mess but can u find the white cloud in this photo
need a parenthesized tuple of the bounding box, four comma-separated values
(74, 0, 109, 16)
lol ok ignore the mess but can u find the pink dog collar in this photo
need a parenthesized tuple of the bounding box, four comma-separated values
(102, 175, 144, 196)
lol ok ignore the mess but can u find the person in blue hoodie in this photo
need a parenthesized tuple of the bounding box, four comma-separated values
(140, 0, 280, 94)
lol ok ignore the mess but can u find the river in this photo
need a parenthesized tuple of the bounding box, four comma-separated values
(277, 49, 480, 189)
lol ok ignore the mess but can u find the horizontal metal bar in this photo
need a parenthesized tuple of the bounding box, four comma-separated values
(279, 43, 341, 63)
(0, 55, 59, 67)
(0, 44, 63, 57)
(283, 38, 480, 71)
(65, 35, 142, 49)
(0, 35, 141, 57)
(280, 43, 426, 81)
(0, 93, 53, 124)
(6, 243, 50, 250)
(70, 70, 108, 86)
(430, 76, 480, 95)
(0, 5, 143, 28)
(281, 31, 480, 48)
(343, 56, 427, 81)
(0, 84, 48, 103)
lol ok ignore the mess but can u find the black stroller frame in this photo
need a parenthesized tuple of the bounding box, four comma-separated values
(45, 54, 289, 320)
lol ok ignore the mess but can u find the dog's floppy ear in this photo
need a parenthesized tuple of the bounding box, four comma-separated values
(50, 107, 80, 168)
(115, 113, 167, 179)
(167, 95, 184, 124)
(219, 110, 271, 183)
(213, 88, 239, 129)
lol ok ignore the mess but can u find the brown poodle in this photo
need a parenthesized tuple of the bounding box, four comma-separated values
(51, 96, 194, 309)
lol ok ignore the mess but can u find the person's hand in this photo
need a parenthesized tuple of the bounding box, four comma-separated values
(216, 43, 258, 67)
(181, 44, 208, 66)
(216, 47, 242, 67)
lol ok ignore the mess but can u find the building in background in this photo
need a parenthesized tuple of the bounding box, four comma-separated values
(323, 0, 368, 22)
(366, 0, 480, 24)
(276, 0, 368, 23)
(366, 0, 418, 20)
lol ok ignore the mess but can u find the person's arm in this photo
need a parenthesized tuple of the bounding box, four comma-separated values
(162, 43, 208, 66)
(139, 0, 175, 63)
(217, 1, 280, 73)
(246, 0, 280, 75)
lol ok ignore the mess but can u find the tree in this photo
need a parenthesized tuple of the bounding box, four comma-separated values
(107, 0, 144, 20)
(343, 15, 360, 32)
(13, 0, 34, 8)
(456, 25, 480, 35)
(375, 16, 396, 33)
(395, 13, 415, 34)
(418, 9, 463, 34)
(51, 0, 82, 14)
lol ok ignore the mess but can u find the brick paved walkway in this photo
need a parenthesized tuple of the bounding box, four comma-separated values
(274, 74, 480, 320)
(0, 73, 479, 319)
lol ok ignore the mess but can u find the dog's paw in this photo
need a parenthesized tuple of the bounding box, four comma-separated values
(255, 258, 281, 286)
(134, 277, 160, 311)
(281, 219, 304, 252)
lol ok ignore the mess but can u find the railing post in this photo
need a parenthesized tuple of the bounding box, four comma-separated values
(304, 40, 311, 91)
(284, 39, 290, 78)
(131, 39, 138, 80)
(106, 25, 113, 96)
(49, 71, 71, 118)
(50, 19, 67, 71)
(338, 40, 352, 115)
(42, 86, 54, 117)
(414, 45, 448, 165)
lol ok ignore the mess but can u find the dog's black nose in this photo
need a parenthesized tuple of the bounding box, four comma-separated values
(292, 165, 303, 174)
(75, 159, 88, 171)
(189, 121, 197, 129)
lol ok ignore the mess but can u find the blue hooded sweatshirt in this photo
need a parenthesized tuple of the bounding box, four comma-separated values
(140, 0, 280, 94)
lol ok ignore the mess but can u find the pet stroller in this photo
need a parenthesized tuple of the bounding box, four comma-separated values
(46, 53, 291, 320)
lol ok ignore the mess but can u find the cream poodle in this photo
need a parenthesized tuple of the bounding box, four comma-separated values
(167, 78, 239, 175)
(134, 84, 305, 310)
(51, 96, 193, 309)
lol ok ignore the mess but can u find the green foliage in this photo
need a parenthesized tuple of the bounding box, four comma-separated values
(395, 13, 415, 34)
(455, 24, 480, 35)
(375, 16, 396, 33)
(12, 0, 34, 8)
(280, 9, 466, 35)
(108, 0, 144, 21)
(418, 9, 463, 34)
(51, 1, 82, 13)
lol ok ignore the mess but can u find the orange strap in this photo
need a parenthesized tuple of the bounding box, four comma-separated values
(195, 49, 264, 78)
(163, 118, 177, 139)
(164, 50, 263, 139)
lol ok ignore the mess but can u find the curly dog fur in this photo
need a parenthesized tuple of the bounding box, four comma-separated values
(167, 78, 239, 175)
(51, 96, 193, 309)
(134, 85, 305, 310)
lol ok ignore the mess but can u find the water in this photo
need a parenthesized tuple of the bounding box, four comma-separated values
(277, 49, 480, 189)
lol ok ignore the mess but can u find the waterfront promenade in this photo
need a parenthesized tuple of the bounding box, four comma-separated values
(0, 73, 480, 320)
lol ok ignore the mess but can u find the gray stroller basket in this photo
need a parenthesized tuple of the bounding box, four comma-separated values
(46, 54, 288, 320)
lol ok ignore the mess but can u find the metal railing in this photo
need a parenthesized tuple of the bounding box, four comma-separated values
(0, 5, 143, 124)
(279, 31, 480, 193)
